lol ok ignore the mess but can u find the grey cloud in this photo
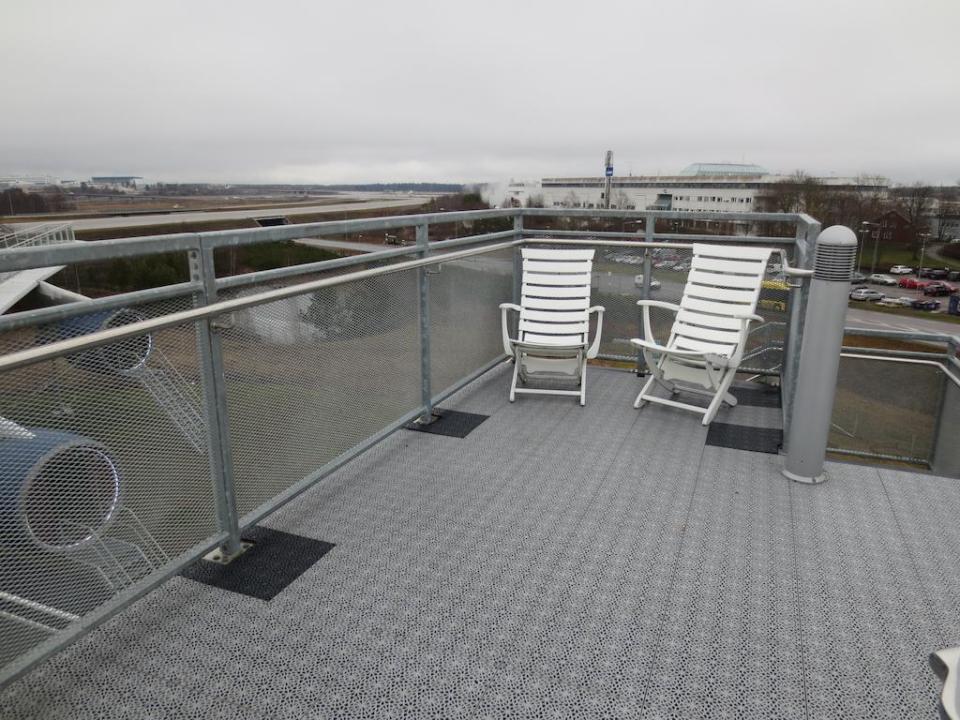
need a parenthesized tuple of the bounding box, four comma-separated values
(2, 0, 958, 184)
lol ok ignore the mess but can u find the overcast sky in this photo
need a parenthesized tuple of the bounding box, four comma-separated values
(2, 0, 958, 185)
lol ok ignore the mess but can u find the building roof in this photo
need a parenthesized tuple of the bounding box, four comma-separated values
(679, 162, 769, 177)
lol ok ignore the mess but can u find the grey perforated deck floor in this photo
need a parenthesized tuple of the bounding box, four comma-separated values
(2, 365, 958, 719)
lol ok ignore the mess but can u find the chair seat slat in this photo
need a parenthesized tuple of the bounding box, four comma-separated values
(680, 296, 752, 316)
(676, 309, 743, 331)
(522, 248, 595, 261)
(522, 332, 588, 346)
(693, 243, 774, 262)
(688, 269, 763, 290)
(692, 256, 767, 275)
(520, 319, 589, 335)
(672, 336, 736, 356)
(674, 322, 742, 345)
(522, 296, 591, 311)
(524, 272, 592, 286)
(522, 284, 591, 298)
(523, 260, 593, 274)
(684, 283, 757, 303)
(521, 308, 589, 323)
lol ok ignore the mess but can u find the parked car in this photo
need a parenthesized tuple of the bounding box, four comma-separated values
(918, 267, 950, 279)
(633, 275, 662, 290)
(653, 261, 674, 270)
(759, 279, 789, 312)
(878, 296, 916, 307)
(890, 265, 913, 275)
(671, 262, 691, 272)
(898, 277, 934, 289)
(868, 273, 898, 285)
(851, 271, 867, 283)
(948, 271, 960, 282)
(911, 298, 941, 311)
(766, 262, 783, 274)
(923, 281, 957, 296)
(849, 288, 885, 301)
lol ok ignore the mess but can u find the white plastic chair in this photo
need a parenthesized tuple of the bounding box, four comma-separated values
(630, 243, 773, 425)
(500, 248, 604, 406)
(932, 647, 960, 720)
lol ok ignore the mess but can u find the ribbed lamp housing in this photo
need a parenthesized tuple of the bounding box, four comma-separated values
(813, 226, 858, 282)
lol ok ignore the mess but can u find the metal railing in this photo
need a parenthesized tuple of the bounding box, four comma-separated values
(0, 223, 76, 284)
(0, 223, 75, 252)
(830, 328, 960, 470)
(0, 207, 817, 686)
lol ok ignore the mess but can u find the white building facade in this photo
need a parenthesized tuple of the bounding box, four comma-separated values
(538, 163, 888, 212)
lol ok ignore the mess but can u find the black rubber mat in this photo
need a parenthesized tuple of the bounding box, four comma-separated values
(181, 526, 334, 601)
(731, 386, 782, 408)
(706, 422, 783, 454)
(405, 409, 489, 438)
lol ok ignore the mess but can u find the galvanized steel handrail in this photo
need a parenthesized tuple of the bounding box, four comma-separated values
(0, 239, 522, 373)
(0, 207, 814, 273)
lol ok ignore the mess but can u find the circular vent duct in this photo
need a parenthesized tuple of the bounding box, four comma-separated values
(52, 308, 153, 375)
(0, 429, 121, 552)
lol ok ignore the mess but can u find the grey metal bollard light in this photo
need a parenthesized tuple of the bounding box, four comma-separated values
(782, 225, 857, 484)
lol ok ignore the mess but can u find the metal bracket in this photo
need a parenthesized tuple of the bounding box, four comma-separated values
(211, 313, 236, 330)
(203, 540, 254, 565)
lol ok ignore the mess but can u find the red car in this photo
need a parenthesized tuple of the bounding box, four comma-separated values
(898, 276, 934, 289)
(923, 281, 958, 296)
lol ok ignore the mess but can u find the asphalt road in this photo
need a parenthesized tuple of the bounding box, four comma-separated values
(7, 194, 437, 232)
(844, 305, 959, 336)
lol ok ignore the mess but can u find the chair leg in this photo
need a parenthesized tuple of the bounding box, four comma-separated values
(579, 356, 587, 406)
(634, 373, 657, 409)
(509, 353, 521, 402)
(723, 391, 738, 407)
(702, 372, 737, 425)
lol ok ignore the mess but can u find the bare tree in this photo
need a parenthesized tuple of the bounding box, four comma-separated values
(895, 183, 933, 259)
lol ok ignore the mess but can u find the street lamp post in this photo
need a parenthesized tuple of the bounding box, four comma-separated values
(862, 221, 881, 275)
(857, 223, 867, 271)
(917, 231, 930, 282)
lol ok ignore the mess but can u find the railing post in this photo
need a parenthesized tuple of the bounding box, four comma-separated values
(781, 218, 819, 450)
(930, 338, 960, 476)
(189, 244, 243, 558)
(639, 214, 654, 373)
(416, 223, 434, 425)
(513, 213, 523, 305)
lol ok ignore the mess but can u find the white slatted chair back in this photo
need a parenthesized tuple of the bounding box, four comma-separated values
(520, 248, 595, 348)
(667, 243, 772, 361)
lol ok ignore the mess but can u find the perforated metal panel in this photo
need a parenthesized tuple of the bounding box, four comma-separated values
(429, 248, 513, 395)
(0, 294, 216, 673)
(830, 355, 944, 465)
(220, 271, 422, 515)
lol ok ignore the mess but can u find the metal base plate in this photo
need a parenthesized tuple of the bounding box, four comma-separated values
(404, 409, 489, 439)
(181, 526, 335, 601)
(707, 422, 783, 454)
(731, 386, 782, 408)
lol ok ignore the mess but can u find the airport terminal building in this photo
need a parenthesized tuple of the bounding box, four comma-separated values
(537, 163, 888, 212)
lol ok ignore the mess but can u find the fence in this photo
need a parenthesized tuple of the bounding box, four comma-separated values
(830, 329, 960, 470)
(0, 207, 817, 685)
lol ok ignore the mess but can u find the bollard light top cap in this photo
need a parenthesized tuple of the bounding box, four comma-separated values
(817, 225, 858, 247)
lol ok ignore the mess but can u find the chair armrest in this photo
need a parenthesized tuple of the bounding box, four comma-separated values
(500, 303, 522, 356)
(587, 305, 605, 359)
(730, 312, 765, 324)
(630, 338, 730, 368)
(636, 300, 680, 344)
(636, 300, 681, 312)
